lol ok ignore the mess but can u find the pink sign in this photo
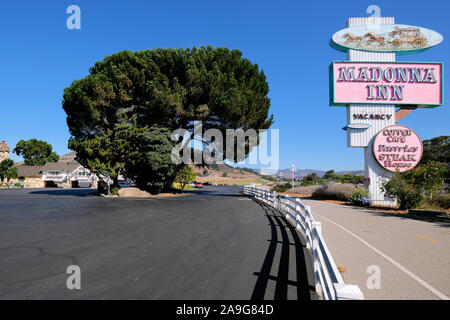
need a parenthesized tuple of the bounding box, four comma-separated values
(373, 125, 422, 172)
(330, 61, 443, 107)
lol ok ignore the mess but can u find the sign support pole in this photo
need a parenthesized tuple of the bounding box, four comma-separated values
(346, 17, 397, 206)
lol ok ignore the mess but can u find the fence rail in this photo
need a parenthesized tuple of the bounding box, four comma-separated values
(243, 185, 364, 300)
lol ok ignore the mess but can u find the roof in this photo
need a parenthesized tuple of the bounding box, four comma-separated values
(15, 165, 44, 178)
(14, 152, 82, 178)
(58, 151, 77, 162)
(42, 162, 81, 172)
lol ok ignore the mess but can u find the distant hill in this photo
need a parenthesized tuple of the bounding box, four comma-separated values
(188, 160, 262, 180)
(184, 150, 363, 181)
(190, 162, 364, 181)
(335, 170, 364, 176)
(276, 168, 325, 179)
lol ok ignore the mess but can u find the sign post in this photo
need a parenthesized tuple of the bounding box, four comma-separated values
(347, 16, 397, 206)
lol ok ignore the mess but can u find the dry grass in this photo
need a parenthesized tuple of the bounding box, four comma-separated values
(195, 177, 267, 185)
(311, 183, 359, 202)
(289, 185, 322, 197)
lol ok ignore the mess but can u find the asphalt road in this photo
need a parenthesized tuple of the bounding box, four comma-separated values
(0, 186, 316, 300)
(300, 199, 450, 300)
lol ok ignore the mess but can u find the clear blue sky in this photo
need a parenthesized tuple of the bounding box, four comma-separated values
(1, 0, 448, 171)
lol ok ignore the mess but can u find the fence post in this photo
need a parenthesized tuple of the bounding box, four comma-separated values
(312, 221, 322, 236)
(295, 204, 302, 231)
(305, 217, 311, 250)
(312, 227, 322, 295)
(333, 283, 365, 300)
(305, 206, 312, 219)
(312, 220, 322, 295)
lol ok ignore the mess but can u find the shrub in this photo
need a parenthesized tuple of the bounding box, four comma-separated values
(433, 193, 450, 209)
(311, 183, 358, 201)
(382, 161, 447, 210)
(290, 185, 321, 196)
(271, 183, 292, 193)
(350, 189, 371, 206)
(174, 166, 196, 190)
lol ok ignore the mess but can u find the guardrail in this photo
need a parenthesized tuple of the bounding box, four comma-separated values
(243, 185, 364, 300)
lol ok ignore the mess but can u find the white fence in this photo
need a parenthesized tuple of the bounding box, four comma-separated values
(243, 185, 364, 300)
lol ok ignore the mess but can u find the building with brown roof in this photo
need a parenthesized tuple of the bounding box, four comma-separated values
(13, 151, 97, 188)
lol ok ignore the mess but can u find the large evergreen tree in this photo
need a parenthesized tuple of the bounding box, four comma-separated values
(63, 46, 273, 192)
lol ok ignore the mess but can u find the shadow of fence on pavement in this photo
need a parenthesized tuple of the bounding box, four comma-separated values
(250, 198, 318, 300)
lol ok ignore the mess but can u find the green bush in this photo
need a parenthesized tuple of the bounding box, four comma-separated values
(271, 183, 292, 193)
(382, 161, 447, 210)
(433, 194, 450, 209)
(350, 189, 371, 206)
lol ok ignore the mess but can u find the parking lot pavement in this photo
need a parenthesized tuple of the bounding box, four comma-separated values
(0, 187, 316, 300)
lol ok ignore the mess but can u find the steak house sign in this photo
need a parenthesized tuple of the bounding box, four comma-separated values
(373, 125, 422, 172)
(330, 61, 443, 106)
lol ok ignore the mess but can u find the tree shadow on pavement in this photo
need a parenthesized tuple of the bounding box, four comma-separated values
(186, 188, 245, 197)
(250, 199, 318, 300)
(29, 189, 97, 197)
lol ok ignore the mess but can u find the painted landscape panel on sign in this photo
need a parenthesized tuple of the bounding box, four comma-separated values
(331, 24, 443, 54)
(330, 61, 443, 106)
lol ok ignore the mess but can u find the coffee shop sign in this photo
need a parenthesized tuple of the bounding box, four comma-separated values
(373, 125, 422, 173)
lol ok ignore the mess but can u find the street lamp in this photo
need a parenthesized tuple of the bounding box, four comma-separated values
(290, 164, 297, 191)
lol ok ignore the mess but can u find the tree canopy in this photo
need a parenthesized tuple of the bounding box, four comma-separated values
(420, 136, 449, 165)
(62, 46, 273, 192)
(13, 139, 59, 166)
(174, 166, 196, 190)
(420, 135, 449, 183)
(382, 161, 447, 209)
(0, 159, 17, 185)
(380, 136, 449, 209)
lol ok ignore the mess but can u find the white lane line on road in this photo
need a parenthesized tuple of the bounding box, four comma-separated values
(314, 213, 449, 300)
